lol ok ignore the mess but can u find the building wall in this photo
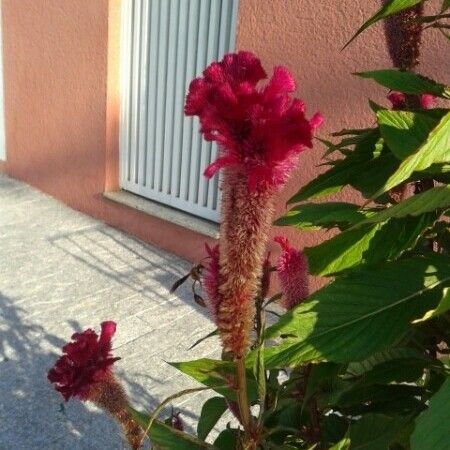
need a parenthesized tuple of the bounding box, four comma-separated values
(0, 0, 6, 161)
(2, 0, 449, 270)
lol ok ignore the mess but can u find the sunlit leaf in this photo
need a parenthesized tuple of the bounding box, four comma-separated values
(259, 255, 450, 368)
(357, 70, 450, 98)
(374, 111, 450, 197)
(344, 0, 423, 48)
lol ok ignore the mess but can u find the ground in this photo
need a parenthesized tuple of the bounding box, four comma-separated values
(0, 174, 220, 449)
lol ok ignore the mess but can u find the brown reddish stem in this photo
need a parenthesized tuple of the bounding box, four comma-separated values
(236, 357, 255, 447)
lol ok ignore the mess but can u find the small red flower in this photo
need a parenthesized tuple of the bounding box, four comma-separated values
(275, 237, 309, 310)
(388, 91, 435, 110)
(185, 51, 322, 191)
(48, 321, 119, 401)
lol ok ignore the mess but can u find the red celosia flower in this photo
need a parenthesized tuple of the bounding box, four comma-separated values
(185, 51, 322, 191)
(48, 321, 119, 401)
(275, 236, 309, 310)
(388, 91, 435, 110)
(202, 243, 221, 322)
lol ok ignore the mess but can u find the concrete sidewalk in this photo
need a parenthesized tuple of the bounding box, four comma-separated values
(0, 175, 220, 449)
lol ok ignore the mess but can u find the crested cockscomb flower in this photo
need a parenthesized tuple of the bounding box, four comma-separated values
(388, 91, 435, 110)
(185, 51, 322, 191)
(275, 236, 309, 310)
(48, 322, 144, 449)
(186, 52, 321, 358)
(48, 321, 119, 401)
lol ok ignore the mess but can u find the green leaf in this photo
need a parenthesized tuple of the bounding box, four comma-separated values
(413, 287, 450, 323)
(411, 378, 450, 450)
(260, 254, 450, 368)
(348, 359, 429, 386)
(442, 0, 450, 12)
(213, 429, 238, 450)
(377, 109, 447, 159)
(129, 408, 216, 449)
(197, 397, 228, 441)
(346, 346, 431, 377)
(305, 213, 438, 276)
(331, 384, 424, 415)
(329, 437, 351, 450)
(344, 0, 423, 48)
(357, 70, 450, 98)
(189, 329, 219, 350)
(289, 130, 384, 203)
(374, 110, 450, 197)
(169, 358, 257, 402)
(354, 186, 450, 227)
(275, 202, 372, 230)
(347, 414, 412, 450)
(321, 414, 349, 447)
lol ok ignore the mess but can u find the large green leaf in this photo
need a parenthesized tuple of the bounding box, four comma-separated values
(260, 255, 450, 368)
(275, 202, 371, 230)
(346, 414, 411, 450)
(197, 397, 228, 441)
(345, 346, 432, 378)
(442, 0, 450, 11)
(129, 408, 216, 449)
(354, 186, 450, 227)
(331, 384, 424, 415)
(169, 358, 257, 402)
(374, 111, 450, 197)
(347, 357, 430, 386)
(357, 70, 450, 99)
(344, 0, 423, 48)
(305, 213, 438, 276)
(377, 109, 448, 159)
(213, 429, 238, 450)
(411, 378, 450, 450)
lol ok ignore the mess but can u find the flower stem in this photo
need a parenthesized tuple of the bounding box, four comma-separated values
(236, 357, 253, 436)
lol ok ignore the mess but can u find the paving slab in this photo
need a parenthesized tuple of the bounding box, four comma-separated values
(0, 175, 220, 450)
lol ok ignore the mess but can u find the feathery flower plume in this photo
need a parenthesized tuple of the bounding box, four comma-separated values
(275, 236, 309, 310)
(48, 322, 143, 449)
(203, 243, 221, 322)
(186, 51, 321, 357)
(382, 0, 424, 71)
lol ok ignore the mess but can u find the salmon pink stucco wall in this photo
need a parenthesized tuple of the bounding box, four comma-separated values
(1, 0, 449, 270)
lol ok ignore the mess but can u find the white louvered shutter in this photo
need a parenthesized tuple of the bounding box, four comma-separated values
(119, 0, 239, 222)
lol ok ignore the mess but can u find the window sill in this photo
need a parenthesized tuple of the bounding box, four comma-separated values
(103, 190, 219, 239)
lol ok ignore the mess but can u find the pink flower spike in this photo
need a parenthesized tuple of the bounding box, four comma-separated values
(203, 243, 221, 322)
(275, 236, 309, 310)
(420, 94, 435, 109)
